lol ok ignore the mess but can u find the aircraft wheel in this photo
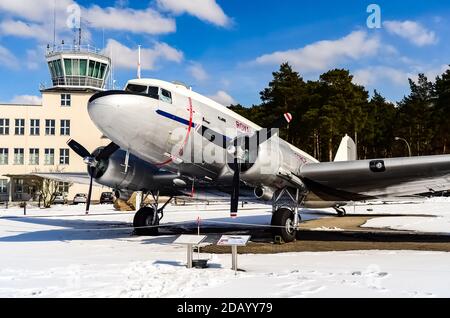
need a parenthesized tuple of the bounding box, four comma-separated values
(133, 207, 159, 236)
(335, 207, 347, 217)
(271, 208, 297, 243)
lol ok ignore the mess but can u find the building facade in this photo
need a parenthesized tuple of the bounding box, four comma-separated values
(0, 45, 113, 202)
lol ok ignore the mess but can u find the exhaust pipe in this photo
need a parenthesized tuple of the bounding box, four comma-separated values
(254, 186, 275, 201)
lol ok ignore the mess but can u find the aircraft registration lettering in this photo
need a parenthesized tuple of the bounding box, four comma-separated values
(236, 120, 250, 133)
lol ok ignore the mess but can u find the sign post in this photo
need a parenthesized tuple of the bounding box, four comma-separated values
(174, 235, 207, 268)
(217, 235, 251, 273)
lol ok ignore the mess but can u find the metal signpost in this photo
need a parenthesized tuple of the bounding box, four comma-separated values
(217, 235, 251, 273)
(173, 235, 207, 268)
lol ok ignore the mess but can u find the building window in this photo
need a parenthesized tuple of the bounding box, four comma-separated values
(15, 179, 23, 194)
(0, 148, 8, 165)
(30, 119, 40, 135)
(61, 94, 71, 107)
(15, 119, 25, 135)
(14, 148, 24, 165)
(57, 182, 70, 193)
(59, 149, 69, 165)
(60, 120, 70, 136)
(29, 148, 39, 165)
(45, 119, 55, 135)
(0, 119, 10, 135)
(44, 148, 54, 165)
(0, 179, 7, 194)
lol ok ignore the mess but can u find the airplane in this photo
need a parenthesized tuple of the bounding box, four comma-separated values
(38, 78, 450, 242)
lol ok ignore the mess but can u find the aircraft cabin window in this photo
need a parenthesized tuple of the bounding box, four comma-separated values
(160, 89, 172, 104)
(125, 84, 147, 94)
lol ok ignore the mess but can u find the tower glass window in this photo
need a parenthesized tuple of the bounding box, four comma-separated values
(29, 148, 39, 165)
(79, 59, 87, 76)
(59, 149, 70, 165)
(60, 120, 70, 136)
(44, 148, 55, 165)
(15, 119, 25, 135)
(64, 59, 72, 76)
(61, 94, 71, 107)
(0, 119, 10, 135)
(45, 119, 56, 135)
(14, 148, 24, 165)
(30, 119, 40, 135)
(0, 149, 8, 165)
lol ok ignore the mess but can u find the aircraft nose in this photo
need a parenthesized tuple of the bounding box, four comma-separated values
(88, 91, 157, 147)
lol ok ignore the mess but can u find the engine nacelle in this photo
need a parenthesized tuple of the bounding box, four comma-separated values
(91, 148, 160, 193)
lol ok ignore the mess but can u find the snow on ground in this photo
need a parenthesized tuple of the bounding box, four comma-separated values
(0, 201, 449, 297)
(355, 197, 450, 234)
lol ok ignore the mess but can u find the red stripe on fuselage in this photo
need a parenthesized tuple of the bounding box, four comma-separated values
(155, 97, 194, 168)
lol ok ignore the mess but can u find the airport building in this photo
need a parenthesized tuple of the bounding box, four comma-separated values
(0, 45, 113, 202)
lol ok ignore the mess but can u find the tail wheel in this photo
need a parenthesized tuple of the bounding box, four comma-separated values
(133, 207, 159, 236)
(271, 208, 297, 243)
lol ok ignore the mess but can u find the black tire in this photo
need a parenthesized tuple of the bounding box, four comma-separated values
(336, 207, 346, 217)
(133, 207, 159, 236)
(271, 208, 297, 243)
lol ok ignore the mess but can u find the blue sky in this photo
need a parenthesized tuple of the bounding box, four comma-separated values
(0, 0, 449, 106)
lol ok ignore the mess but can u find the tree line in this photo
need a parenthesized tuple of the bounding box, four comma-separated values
(229, 63, 450, 162)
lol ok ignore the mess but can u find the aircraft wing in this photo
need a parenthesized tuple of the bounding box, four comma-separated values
(32, 172, 99, 186)
(299, 155, 450, 201)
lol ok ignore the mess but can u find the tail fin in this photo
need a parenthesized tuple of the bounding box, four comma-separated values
(334, 134, 357, 162)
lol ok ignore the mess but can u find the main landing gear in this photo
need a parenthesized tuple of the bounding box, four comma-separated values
(133, 191, 173, 236)
(334, 206, 347, 217)
(270, 188, 306, 243)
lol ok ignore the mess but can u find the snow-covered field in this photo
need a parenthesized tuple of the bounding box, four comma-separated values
(0, 199, 449, 298)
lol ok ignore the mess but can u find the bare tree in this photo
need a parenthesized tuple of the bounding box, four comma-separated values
(33, 167, 73, 208)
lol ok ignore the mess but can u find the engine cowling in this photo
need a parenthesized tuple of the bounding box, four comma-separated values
(89, 148, 159, 193)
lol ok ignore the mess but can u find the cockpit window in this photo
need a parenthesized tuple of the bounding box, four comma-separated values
(160, 89, 172, 104)
(125, 84, 147, 94)
(147, 86, 159, 100)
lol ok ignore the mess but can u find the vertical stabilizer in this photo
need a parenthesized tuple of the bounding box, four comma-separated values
(334, 134, 357, 162)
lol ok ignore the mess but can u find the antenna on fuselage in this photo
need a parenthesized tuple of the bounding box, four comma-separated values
(137, 45, 141, 79)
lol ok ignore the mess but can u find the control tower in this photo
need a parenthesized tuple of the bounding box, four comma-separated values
(45, 44, 111, 91)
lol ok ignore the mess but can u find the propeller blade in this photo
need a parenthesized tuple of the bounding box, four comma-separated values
(230, 158, 240, 218)
(85, 167, 95, 215)
(95, 142, 120, 160)
(67, 139, 91, 159)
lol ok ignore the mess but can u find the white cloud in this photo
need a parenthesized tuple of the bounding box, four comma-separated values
(352, 64, 450, 88)
(410, 64, 450, 83)
(353, 66, 411, 87)
(157, 0, 230, 27)
(85, 6, 175, 35)
(0, 0, 72, 22)
(0, 45, 19, 69)
(384, 20, 438, 46)
(254, 31, 381, 73)
(188, 62, 208, 81)
(0, 19, 51, 42)
(207, 90, 236, 105)
(0, 1, 176, 43)
(104, 39, 183, 71)
(10, 95, 42, 105)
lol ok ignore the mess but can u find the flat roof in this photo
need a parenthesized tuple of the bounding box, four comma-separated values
(0, 103, 42, 107)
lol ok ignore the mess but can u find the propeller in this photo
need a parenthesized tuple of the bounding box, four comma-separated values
(226, 113, 292, 218)
(67, 139, 119, 214)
